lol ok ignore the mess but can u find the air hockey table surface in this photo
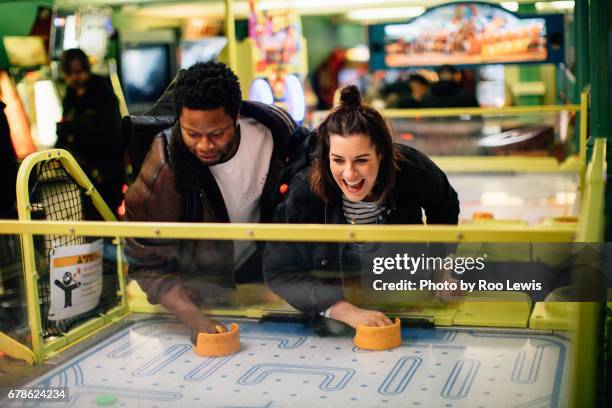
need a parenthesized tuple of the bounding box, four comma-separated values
(5, 314, 570, 408)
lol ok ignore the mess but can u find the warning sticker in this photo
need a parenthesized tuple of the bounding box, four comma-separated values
(49, 239, 103, 321)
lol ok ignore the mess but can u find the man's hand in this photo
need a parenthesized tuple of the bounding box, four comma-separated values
(158, 285, 227, 344)
(329, 300, 393, 329)
(190, 319, 227, 345)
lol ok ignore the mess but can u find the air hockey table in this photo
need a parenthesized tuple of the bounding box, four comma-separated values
(385, 114, 581, 225)
(389, 117, 562, 158)
(447, 172, 579, 225)
(5, 314, 570, 408)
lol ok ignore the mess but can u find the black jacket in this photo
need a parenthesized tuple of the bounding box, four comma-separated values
(422, 80, 479, 108)
(56, 74, 124, 210)
(264, 144, 459, 317)
(57, 74, 122, 167)
(125, 100, 308, 304)
(0, 101, 18, 218)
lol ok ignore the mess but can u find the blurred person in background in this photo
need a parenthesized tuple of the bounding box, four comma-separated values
(423, 64, 479, 108)
(381, 73, 431, 109)
(56, 48, 124, 215)
(396, 74, 430, 108)
(0, 101, 18, 219)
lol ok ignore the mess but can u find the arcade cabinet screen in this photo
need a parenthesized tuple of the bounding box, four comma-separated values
(120, 44, 171, 112)
(369, 2, 564, 69)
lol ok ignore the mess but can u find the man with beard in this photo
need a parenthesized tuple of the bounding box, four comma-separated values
(124, 61, 307, 341)
(56, 48, 124, 214)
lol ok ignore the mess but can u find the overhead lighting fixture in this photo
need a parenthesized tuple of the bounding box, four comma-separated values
(130, 0, 428, 19)
(346, 45, 370, 62)
(551, 1, 575, 9)
(500, 2, 518, 12)
(34, 80, 61, 148)
(535, 1, 575, 11)
(258, 0, 424, 12)
(346, 7, 425, 22)
(257, 0, 292, 10)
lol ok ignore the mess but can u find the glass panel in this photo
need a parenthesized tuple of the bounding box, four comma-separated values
(0, 234, 27, 347)
(388, 110, 576, 159)
(122, 237, 609, 314)
(450, 172, 580, 224)
(25, 234, 122, 340)
(310, 109, 579, 160)
(118, 236, 600, 406)
(7, 232, 609, 406)
(26, 159, 120, 338)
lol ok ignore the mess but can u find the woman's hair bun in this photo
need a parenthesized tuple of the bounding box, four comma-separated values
(339, 85, 361, 109)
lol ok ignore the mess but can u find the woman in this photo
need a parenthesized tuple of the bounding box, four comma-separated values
(264, 85, 459, 330)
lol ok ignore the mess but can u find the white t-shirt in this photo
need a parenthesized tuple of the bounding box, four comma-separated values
(209, 117, 273, 268)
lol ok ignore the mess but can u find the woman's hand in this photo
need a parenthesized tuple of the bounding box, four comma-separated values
(329, 300, 393, 329)
(433, 268, 464, 303)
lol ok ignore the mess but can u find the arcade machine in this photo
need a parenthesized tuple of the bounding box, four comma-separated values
(50, 6, 128, 119)
(119, 30, 176, 115)
(51, 5, 129, 219)
(0, 8, 51, 364)
(233, 0, 308, 123)
(0, 70, 36, 160)
(2, 5, 126, 153)
(0, 135, 605, 407)
(177, 14, 227, 70)
(0, 6, 40, 159)
(2, 34, 61, 150)
(0, 5, 123, 353)
(364, 2, 575, 225)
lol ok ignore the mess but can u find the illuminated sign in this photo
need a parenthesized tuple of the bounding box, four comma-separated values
(369, 2, 564, 69)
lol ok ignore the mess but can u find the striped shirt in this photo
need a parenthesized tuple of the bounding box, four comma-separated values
(319, 197, 385, 319)
(342, 196, 385, 224)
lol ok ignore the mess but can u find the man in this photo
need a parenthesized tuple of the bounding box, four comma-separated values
(397, 74, 430, 108)
(422, 64, 479, 108)
(56, 48, 124, 214)
(124, 61, 306, 340)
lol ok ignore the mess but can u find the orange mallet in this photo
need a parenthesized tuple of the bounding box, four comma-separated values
(194, 323, 240, 357)
(472, 212, 494, 221)
(354, 318, 402, 351)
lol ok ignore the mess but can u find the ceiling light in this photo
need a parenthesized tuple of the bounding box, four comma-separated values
(550, 1, 575, 10)
(346, 45, 370, 62)
(346, 7, 425, 22)
(535, 1, 575, 11)
(257, 0, 424, 12)
(500, 2, 518, 12)
(256, 0, 292, 10)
